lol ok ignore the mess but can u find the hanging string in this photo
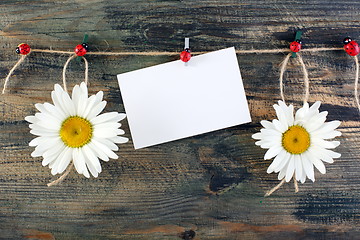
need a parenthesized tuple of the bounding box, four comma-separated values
(297, 54, 310, 104)
(30, 47, 343, 55)
(2, 55, 27, 94)
(279, 53, 292, 103)
(47, 162, 74, 187)
(279, 53, 309, 105)
(265, 53, 310, 197)
(294, 177, 299, 193)
(264, 179, 285, 197)
(62, 54, 89, 92)
(47, 54, 89, 187)
(2, 47, 343, 94)
(354, 56, 360, 113)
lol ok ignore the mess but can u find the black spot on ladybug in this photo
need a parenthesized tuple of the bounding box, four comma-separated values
(82, 43, 89, 51)
(343, 37, 352, 45)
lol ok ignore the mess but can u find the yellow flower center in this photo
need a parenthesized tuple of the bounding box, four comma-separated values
(60, 116, 93, 148)
(282, 125, 310, 154)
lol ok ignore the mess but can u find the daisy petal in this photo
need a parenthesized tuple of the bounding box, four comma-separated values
(43, 102, 66, 120)
(110, 136, 129, 144)
(83, 145, 102, 174)
(285, 156, 295, 182)
(278, 160, 288, 180)
(304, 111, 328, 132)
(43, 142, 65, 159)
(29, 137, 43, 147)
(310, 101, 321, 111)
(272, 119, 287, 133)
(278, 101, 294, 126)
(72, 84, 81, 110)
(300, 167, 306, 183)
(88, 141, 109, 162)
(267, 149, 287, 173)
(95, 122, 122, 130)
(264, 145, 282, 160)
(312, 139, 340, 149)
(301, 153, 315, 182)
(57, 147, 72, 174)
(42, 144, 65, 167)
(252, 132, 262, 140)
(91, 112, 121, 125)
(274, 104, 289, 128)
(260, 120, 274, 129)
(61, 91, 76, 116)
(92, 139, 118, 159)
(72, 148, 84, 174)
(51, 84, 68, 116)
(77, 148, 90, 178)
(25, 116, 38, 124)
(307, 151, 326, 174)
(87, 101, 107, 120)
(50, 147, 68, 175)
(294, 155, 303, 182)
(312, 121, 341, 136)
(31, 138, 62, 157)
(80, 82, 88, 97)
(81, 95, 97, 119)
(255, 140, 278, 149)
(93, 128, 119, 138)
(82, 149, 100, 178)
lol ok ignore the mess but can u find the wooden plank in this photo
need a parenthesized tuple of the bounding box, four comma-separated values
(1, 0, 360, 239)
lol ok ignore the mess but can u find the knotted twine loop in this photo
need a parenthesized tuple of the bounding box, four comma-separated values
(2, 55, 28, 94)
(47, 54, 89, 187)
(279, 52, 310, 105)
(354, 56, 360, 113)
(62, 54, 89, 92)
(265, 53, 310, 197)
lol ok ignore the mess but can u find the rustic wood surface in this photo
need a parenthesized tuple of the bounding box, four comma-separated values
(1, 0, 360, 239)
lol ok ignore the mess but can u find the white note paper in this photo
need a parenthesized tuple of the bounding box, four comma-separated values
(117, 47, 251, 149)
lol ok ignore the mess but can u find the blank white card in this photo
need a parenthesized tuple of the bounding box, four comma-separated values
(117, 47, 251, 149)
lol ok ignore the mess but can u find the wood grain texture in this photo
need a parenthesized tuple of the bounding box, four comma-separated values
(1, 0, 360, 239)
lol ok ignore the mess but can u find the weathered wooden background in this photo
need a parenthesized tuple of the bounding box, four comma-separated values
(1, 0, 360, 239)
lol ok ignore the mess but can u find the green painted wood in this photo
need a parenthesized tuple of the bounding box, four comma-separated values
(0, 0, 360, 239)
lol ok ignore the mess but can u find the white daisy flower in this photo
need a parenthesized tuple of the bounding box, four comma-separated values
(252, 100, 341, 183)
(25, 82, 128, 178)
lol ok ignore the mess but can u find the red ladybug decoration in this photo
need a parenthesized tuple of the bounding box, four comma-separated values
(289, 40, 302, 53)
(74, 43, 89, 56)
(15, 43, 31, 55)
(180, 48, 191, 62)
(343, 37, 360, 56)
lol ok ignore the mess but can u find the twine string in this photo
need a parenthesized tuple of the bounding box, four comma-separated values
(47, 162, 74, 187)
(354, 55, 360, 113)
(2, 47, 343, 94)
(279, 53, 292, 103)
(297, 53, 310, 104)
(264, 179, 285, 197)
(62, 54, 89, 92)
(47, 55, 89, 187)
(279, 53, 309, 104)
(294, 177, 299, 193)
(30, 47, 343, 55)
(2, 55, 27, 94)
